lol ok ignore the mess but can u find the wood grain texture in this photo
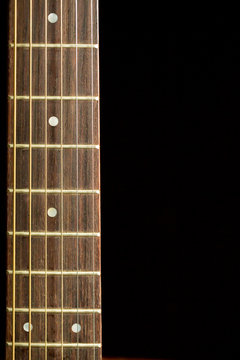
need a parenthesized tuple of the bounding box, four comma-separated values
(7, 0, 101, 359)
(9, 0, 98, 44)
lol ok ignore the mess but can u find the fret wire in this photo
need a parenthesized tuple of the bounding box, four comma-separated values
(60, 1, 64, 357)
(8, 95, 99, 100)
(7, 270, 101, 276)
(12, 0, 18, 357)
(9, 144, 99, 149)
(8, 189, 100, 194)
(8, 231, 100, 237)
(44, 0, 48, 358)
(7, 342, 102, 348)
(29, 0, 33, 357)
(7, 308, 101, 314)
(10, 43, 98, 48)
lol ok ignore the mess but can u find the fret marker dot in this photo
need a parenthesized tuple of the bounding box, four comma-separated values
(72, 323, 81, 333)
(48, 207, 57, 218)
(49, 116, 59, 127)
(23, 322, 33, 332)
(48, 13, 58, 23)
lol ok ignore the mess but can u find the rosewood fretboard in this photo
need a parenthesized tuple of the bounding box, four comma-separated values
(6, 1, 101, 359)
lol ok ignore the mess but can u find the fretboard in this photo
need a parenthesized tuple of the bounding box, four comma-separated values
(6, 1, 101, 359)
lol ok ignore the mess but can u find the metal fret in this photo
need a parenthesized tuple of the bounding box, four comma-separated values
(7, 307, 101, 314)
(8, 231, 101, 237)
(7, 270, 101, 276)
(8, 95, 99, 100)
(8, 189, 100, 194)
(10, 43, 98, 48)
(9, 144, 99, 149)
(6, 342, 102, 348)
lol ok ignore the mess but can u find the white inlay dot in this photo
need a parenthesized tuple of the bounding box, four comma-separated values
(49, 116, 59, 127)
(48, 207, 57, 218)
(72, 323, 81, 333)
(23, 322, 33, 332)
(48, 13, 58, 23)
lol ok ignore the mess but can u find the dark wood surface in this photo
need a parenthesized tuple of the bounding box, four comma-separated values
(7, 0, 101, 359)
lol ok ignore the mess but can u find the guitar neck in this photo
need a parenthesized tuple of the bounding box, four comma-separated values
(6, 1, 101, 359)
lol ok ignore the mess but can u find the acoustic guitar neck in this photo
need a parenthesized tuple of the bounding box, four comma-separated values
(6, 0, 101, 359)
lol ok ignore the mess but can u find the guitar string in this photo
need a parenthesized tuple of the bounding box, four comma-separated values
(12, 0, 18, 358)
(96, 0, 101, 352)
(29, 0, 33, 358)
(75, 0, 80, 359)
(91, 0, 96, 359)
(44, 0, 48, 358)
(60, 0, 64, 358)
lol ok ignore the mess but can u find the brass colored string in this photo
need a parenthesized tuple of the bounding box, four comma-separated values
(91, 1, 96, 359)
(96, 0, 101, 354)
(75, 1, 80, 359)
(44, 0, 48, 358)
(12, 0, 18, 358)
(29, 0, 33, 358)
(60, 0, 64, 358)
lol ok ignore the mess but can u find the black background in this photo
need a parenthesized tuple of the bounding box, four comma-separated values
(1, 2, 240, 360)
